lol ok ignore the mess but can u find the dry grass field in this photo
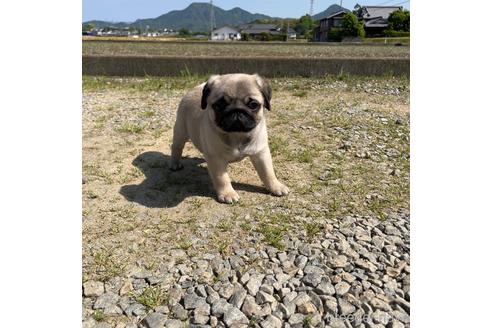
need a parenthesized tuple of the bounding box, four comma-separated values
(82, 41, 409, 58)
(82, 75, 409, 283)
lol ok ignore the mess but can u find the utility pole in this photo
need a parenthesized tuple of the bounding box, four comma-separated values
(310, 0, 314, 16)
(286, 20, 290, 42)
(209, 0, 216, 40)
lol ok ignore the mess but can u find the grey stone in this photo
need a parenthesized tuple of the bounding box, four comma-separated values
(288, 313, 305, 325)
(93, 323, 112, 328)
(335, 281, 351, 296)
(103, 304, 122, 316)
(206, 286, 220, 304)
(171, 304, 189, 321)
(218, 283, 235, 299)
(83, 281, 105, 297)
(391, 310, 410, 324)
(293, 292, 311, 306)
(123, 302, 146, 317)
(273, 303, 292, 320)
(297, 301, 316, 315)
(241, 295, 261, 318)
(256, 291, 276, 304)
(323, 296, 338, 315)
(338, 298, 356, 315)
(328, 255, 348, 268)
(370, 297, 392, 312)
(192, 303, 211, 325)
(184, 293, 207, 310)
(294, 255, 308, 269)
(168, 285, 184, 306)
(223, 306, 248, 327)
(260, 285, 274, 295)
(196, 285, 207, 298)
(372, 310, 392, 325)
(302, 273, 322, 287)
(246, 274, 264, 296)
(93, 292, 119, 309)
(141, 312, 167, 328)
(230, 285, 247, 308)
(389, 321, 405, 328)
(315, 280, 335, 295)
(260, 314, 282, 328)
(165, 319, 185, 328)
(211, 298, 233, 317)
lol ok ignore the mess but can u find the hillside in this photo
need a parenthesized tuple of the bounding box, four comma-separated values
(84, 2, 273, 32)
(312, 4, 349, 21)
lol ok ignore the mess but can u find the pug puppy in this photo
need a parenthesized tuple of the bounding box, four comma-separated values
(170, 73, 289, 203)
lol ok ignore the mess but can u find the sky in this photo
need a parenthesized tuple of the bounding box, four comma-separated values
(83, 0, 410, 23)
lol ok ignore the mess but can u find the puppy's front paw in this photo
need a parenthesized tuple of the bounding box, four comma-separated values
(217, 189, 240, 204)
(169, 161, 184, 171)
(269, 182, 289, 197)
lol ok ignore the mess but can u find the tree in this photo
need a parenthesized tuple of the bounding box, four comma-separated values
(387, 9, 410, 32)
(178, 28, 190, 36)
(82, 23, 95, 32)
(341, 12, 365, 38)
(294, 14, 315, 38)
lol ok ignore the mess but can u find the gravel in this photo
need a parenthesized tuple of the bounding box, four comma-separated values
(82, 211, 410, 327)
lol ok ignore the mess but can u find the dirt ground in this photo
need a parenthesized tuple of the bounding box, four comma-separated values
(82, 75, 409, 282)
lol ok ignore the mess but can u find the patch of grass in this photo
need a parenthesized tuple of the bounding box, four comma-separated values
(142, 110, 155, 118)
(177, 238, 193, 250)
(288, 148, 314, 163)
(152, 127, 165, 139)
(92, 249, 125, 282)
(92, 309, 105, 321)
(134, 285, 167, 309)
(116, 122, 145, 134)
(210, 234, 232, 256)
(85, 190, 98, 199)
(303, 221, 323, 239)
(257, 224, 287, 251)
(304, 314, 314, 327)
(269, 136, 289, 156)
(293, 90, 308, 98)
(83, 163, 113, 184)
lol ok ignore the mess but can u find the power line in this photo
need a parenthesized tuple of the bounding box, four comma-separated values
(377, 0, 409, 5)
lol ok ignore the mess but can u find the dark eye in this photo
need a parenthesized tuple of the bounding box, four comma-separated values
(247, 100, 260, 110)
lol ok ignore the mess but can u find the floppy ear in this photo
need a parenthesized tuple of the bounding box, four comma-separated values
(201, 75, 219, 110)
(201, 82, 211, 110)
(255, 74, 272, 110)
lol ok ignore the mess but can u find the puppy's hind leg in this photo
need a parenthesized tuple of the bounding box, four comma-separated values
(170, 122, 187, 171)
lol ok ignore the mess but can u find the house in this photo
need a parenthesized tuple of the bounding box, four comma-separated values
(355, 6, 402, 36)
(211, 26, 241, 41)
(314, 8, 350, 42)
(238, 23, 296, 40)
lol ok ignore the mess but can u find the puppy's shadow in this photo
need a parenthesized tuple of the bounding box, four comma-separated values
(119, 151, 267, 208)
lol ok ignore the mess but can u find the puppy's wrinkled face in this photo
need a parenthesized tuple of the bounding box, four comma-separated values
(201, 74, 272, 133)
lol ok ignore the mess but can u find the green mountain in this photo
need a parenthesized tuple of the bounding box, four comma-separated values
(312, 4, 349, 21)
(83, 2, 273, 32)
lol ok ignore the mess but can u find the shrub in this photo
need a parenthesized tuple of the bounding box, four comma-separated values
(383, 30, 410, 37)
(341, 13, 365, 38)
(327, 27, 344, 41)
(388, 9, 410, 32)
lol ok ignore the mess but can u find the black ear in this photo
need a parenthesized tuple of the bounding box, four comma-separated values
(256, 75, 272, 110)
(201, 82, 211, 110)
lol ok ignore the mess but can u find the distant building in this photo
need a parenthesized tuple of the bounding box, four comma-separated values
(314, 8, 349, 42)
(238, 23, 296, 40)
(211, 26, 241, 41)
(355, 6, 402, 36)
